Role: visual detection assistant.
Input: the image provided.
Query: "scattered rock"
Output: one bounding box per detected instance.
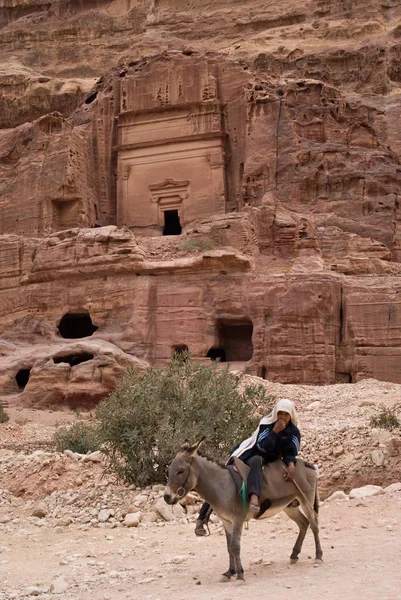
[371,449,385,467]
[154,497,185,521]
[305,401,321,411]
[123,513,141,527]
[0,514,11,524]
[98,509,112,523]
[384,482,401,493]
[326,490,348,502]
[49,575,70,594]
[31,502,48,518]
[332,446,344,458]
[349,485,385,499]
[82,451,103,463]
[386,438,401,457]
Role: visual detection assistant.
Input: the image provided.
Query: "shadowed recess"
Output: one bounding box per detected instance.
[15,368,30,389]
[163,210,182,235]
[53,353,94,366]
[58,312,98,339]
[207,319,253,362]
[206,347,227,362]
[173,344,189,358]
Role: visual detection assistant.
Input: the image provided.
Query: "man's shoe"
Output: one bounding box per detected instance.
[247,502,260,518]
[194,519,207,536]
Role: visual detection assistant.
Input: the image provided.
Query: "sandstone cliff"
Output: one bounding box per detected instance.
[1,0,401,406]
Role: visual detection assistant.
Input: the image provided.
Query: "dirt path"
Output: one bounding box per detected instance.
[1,377,400,599]
[1,489,400,600]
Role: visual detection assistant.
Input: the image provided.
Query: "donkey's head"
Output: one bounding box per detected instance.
[164,439,204,505]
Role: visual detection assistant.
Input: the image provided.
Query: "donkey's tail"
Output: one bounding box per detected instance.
[313,479,320,516]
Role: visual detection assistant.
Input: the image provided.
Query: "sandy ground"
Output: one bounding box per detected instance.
[1,489,401,600]
[1,378,401,599]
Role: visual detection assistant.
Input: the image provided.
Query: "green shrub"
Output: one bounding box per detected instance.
[96,356,273,486]
[0,403,9,423]
[54,421,102,454]
[370,403,400,430]
[179,237,214,253]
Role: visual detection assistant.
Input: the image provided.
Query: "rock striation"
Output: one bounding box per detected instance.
[1,1,401,405]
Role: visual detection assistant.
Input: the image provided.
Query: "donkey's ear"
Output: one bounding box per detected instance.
[180,439,190,451]
[184,436,205,456]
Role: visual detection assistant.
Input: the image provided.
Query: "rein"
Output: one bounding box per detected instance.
[175,456,194,500]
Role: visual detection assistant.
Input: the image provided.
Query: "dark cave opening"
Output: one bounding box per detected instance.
[16,368,31,390]
[58,312,98,339]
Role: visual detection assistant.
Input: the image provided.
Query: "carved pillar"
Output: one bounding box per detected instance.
[117,164,131,226]
[208,152,226,215]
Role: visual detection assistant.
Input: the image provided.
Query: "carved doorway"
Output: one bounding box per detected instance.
[163,209,182,236]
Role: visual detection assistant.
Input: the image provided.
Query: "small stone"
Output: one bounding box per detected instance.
[325,490,348,502]
[154,497,185,521]
[0,515,11,524]
[141,511,158,524]
[305,401,321,411]
[64,450,79,460]
[349,485,384,499]
[133,494,148,507]
[82,451,103,463]
[50,575,70,594]
[164,555,188,564]
[98,509,112,523]
[179,492,199,506]
[384,482,401,493]
[25,586,43,596]
[31,502,48,519]
[123,513,140,528]
[57,517,73,527]
[332,446,344,458]
[386,438,401,457]
[371,449,385,467]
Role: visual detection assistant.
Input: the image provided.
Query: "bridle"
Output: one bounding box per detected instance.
[174,456,194,500]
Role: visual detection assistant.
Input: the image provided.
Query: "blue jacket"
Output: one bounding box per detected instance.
[238,421,300,466]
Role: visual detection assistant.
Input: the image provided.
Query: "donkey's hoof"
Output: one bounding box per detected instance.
[234,577,246,585]
[314,558,323,566]
[219,575,232,583]
[290,558,299,565]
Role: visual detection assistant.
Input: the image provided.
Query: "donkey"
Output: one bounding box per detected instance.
[164,440,323,581]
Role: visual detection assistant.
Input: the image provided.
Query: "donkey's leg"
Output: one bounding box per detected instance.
[284,505,309,564]
[220,520,236,582]
[230,519,245,581]
[300,499,323,564]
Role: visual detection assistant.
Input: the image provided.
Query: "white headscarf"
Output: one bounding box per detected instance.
[263,398,298,426]
[230,398,298,459]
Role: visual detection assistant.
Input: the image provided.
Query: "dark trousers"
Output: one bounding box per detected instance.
[198,501,212,521]
[245,454,264,498]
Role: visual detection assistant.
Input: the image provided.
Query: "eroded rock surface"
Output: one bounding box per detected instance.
[1,1,401,403]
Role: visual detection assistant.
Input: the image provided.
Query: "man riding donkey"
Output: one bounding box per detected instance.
[195,398,300,536]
